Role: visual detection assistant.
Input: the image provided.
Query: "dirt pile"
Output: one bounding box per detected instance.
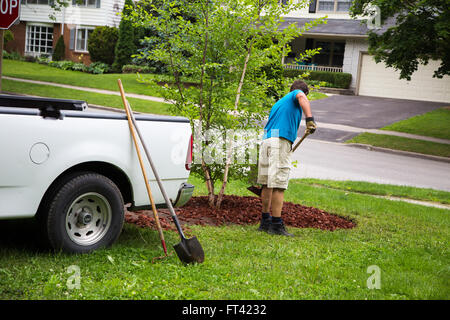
[125,195,356,232]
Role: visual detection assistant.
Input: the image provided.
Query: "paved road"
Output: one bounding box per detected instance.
[307,95,448,143]
[291,139,450,191]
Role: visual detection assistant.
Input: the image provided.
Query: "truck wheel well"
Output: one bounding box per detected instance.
[38,162,133,215]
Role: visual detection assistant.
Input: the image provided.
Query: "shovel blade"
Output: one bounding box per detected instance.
[173,236,205,264]
[247,185,262,197]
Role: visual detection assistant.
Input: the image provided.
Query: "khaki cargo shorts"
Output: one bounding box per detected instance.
[257,137,293,190]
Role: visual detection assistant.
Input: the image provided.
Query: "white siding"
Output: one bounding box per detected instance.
[358,54,450,103]
[19,0,124,27]
[285,0,358,20]
[343,38,368,88]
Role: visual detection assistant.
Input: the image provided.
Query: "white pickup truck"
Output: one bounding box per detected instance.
[0,94,194,253]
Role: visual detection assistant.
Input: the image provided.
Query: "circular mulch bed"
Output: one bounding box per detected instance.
[125,195,356,232]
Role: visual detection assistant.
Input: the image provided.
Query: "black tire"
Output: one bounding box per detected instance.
[43,172,124,253]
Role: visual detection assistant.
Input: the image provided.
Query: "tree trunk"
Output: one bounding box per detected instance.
[216,45,253,209]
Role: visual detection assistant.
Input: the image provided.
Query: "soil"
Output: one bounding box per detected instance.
[125,195,356,232]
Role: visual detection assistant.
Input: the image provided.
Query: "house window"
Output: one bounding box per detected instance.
[75,28,94,52]
[25,25,54,55]
[318,0,352,12]
[72,0,101,8]
[21,0,51,4]
[309,39,345,67]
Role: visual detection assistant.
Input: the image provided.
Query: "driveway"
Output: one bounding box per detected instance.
[303,95,448,142]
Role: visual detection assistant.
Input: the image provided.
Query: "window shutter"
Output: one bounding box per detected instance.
[96,0,101,8]
[69,28,75,50]
[72,0,76,5]
[309,0,317,13]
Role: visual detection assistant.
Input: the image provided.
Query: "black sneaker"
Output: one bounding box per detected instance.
[268,222,294,237]
[257,218,271,232]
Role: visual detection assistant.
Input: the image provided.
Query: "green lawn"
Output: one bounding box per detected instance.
[2,79,174,116]
[346,132,450,158]
[299,178,450,204]
[382,107,450,140]
[2,59,329,102]
[3,59,163,97]
[0,177,448,300]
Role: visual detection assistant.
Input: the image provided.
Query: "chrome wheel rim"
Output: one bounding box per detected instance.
[65,192,112,246]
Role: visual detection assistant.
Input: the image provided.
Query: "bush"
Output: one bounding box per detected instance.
[88,26,119,65]
[283,69,352,89]
[24,55,37,63]
[72,62,87,72]
[86,62,111,74]
[52,36,65,61]
[49,60,75,70]
[3,50,23,60]
[3,30,14,46]
[112,0,136,72]
[36,55,50,65]
[122,64,154,73]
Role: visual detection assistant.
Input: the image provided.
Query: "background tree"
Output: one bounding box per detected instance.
[52,35,66,61]
[351,0,450,80]
[88,26,119,65]
[113,0,137,72]
[130,0,324,208]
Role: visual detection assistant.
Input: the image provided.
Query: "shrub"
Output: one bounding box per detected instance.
[283,69,352,89]
[3,30,14,46]
[88,26,119,65]
[36,55,50,65]
[24,55,37,63]
[86,62,111,74]
[52,36,65,61]
[112,0,136,72]
[72,62,88,72]
[3,50,23,61]
[122,64,154,73]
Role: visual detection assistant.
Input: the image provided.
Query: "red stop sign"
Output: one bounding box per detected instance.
[0,0,20,29]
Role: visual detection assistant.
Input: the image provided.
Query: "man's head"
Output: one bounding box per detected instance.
[290,80,309,96]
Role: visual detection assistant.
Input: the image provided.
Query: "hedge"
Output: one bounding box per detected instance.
[283,69,352,89]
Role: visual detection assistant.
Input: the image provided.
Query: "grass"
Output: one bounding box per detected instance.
[0,177,449,300]
[346,132,450,158]
[3,59,163,97]
[2,79,174,116]
[298,178,450,204]
[2,59,329,102]
[382,107,450,140]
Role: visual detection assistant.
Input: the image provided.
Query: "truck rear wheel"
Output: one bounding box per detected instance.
[44,173,124,253]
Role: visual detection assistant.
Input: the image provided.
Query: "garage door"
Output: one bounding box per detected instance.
[358,54,450,103]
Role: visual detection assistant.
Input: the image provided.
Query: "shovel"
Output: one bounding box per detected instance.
[247,130,311,197]
[118,80,205,264]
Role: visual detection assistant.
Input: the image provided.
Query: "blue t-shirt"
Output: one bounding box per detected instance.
[263,90,303,143]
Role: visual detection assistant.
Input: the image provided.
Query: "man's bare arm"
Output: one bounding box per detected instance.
[296,91,316,134]
[296,91,312,117]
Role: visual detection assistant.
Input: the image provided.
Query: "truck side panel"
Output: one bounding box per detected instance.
[0,112,191,219]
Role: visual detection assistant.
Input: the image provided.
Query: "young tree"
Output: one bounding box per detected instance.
[52,35,66,61]
[113,0,137,72]
[130,0,324,208]
[351,0,450,80]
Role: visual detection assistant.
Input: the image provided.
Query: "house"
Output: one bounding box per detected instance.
[282,0,450,103]
[5,0,125,64]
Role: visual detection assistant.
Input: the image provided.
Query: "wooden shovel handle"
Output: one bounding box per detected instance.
[118,79,167,255]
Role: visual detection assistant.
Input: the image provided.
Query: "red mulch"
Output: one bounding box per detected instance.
[125,195,356,232]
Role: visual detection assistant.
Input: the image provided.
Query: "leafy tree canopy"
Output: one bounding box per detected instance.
[350,0,450,80]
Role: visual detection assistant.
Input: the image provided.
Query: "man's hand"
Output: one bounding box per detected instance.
[306,117,317,134]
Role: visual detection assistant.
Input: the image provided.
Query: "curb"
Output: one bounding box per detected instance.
[346,143,450,164]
